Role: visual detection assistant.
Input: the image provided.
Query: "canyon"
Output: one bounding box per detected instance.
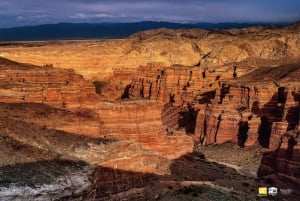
[0,21,300,200]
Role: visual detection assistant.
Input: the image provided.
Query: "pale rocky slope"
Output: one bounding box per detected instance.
[0,22,299,80]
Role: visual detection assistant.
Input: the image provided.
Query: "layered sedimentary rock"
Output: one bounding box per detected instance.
[0,102,100,138]
[125,61,300,149]
[0,111,165,200]
[258,130,300,185]
[0,56,196,161]
[197,64,300,148]
[97,100,194,159]
[230,65,300,148]
[97,100,193,158]
[0,57,100,110]
[1,22,300,200]
[127,64,232,106]
[0,105,167,174]
[1,23,300,81]
[0,57,102,138]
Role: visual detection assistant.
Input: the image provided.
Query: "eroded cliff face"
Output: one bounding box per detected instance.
[124,60,300,151]
[0,57,193,160]
[112,52,300,196]
[0,63,169,200]
[97,100,193,159]
[0,105,166,200]
[197,85,299,148]
[1,24,300,80]
[0,57,99,110]
[257,130,300,187]
[256,89,300,186]
[126,64,240,105]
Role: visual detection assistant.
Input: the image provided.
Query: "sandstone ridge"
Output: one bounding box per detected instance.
[0,57,193,159]
[1,23,300,80]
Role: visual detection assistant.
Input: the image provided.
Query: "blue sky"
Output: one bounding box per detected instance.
[0,0,299,28]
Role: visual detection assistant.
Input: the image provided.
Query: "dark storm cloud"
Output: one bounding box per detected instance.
[0,0,299,28]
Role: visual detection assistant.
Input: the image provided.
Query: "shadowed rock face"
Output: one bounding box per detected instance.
[257,130,300,194]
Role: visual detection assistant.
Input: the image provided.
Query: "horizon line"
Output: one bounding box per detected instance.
[0,20,298,29]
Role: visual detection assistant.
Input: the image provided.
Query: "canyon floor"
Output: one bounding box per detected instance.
[0,22,300,200]
[0,133,260,201]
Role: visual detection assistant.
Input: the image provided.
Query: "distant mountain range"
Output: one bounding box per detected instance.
[0,21,289,41]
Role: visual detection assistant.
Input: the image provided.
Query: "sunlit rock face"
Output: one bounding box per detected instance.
[117,58,300,150]
[1,24,300,81]
[97,100,194,159]
[0,57,100,110]
[0,57,194,160]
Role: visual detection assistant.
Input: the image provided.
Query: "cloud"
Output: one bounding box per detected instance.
[16,16,24,21]
[69,13,117,20]
[0,0,299,28]
[69,13,86,19]
[94,13,115,18]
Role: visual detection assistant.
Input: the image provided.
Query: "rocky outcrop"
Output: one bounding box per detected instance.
[0,160,96,201]
[124,62,300,149]
[257,130,300,185]
[197,79,300,148]
[127,64,231,106]
[0,111,164,200]
[0,57,195,161]
[0,58,102,138]
[0,105,168,174]
[0,102,100,138]
[97,100,194,159]
[0,57,100,110]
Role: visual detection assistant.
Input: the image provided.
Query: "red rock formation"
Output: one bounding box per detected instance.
[0,57,195,161]
[0,57,100,110]
[97,100,194,159]
[123,61,300,149]
[127,64,224,106]
[0,102,100,138]
[258,130,300,186]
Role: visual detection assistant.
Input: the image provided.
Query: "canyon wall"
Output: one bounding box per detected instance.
[0,57,100,110]
[196,85,299,148]
[97,100,194,159]
[0,57,194,159]
[0,108,165,200]
[125,62,300,150]
[258,129,300,186]
[0,57,101,138]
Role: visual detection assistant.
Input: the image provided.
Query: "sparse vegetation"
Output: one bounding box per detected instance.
[154,185,255,201]
[195,142,262,173]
